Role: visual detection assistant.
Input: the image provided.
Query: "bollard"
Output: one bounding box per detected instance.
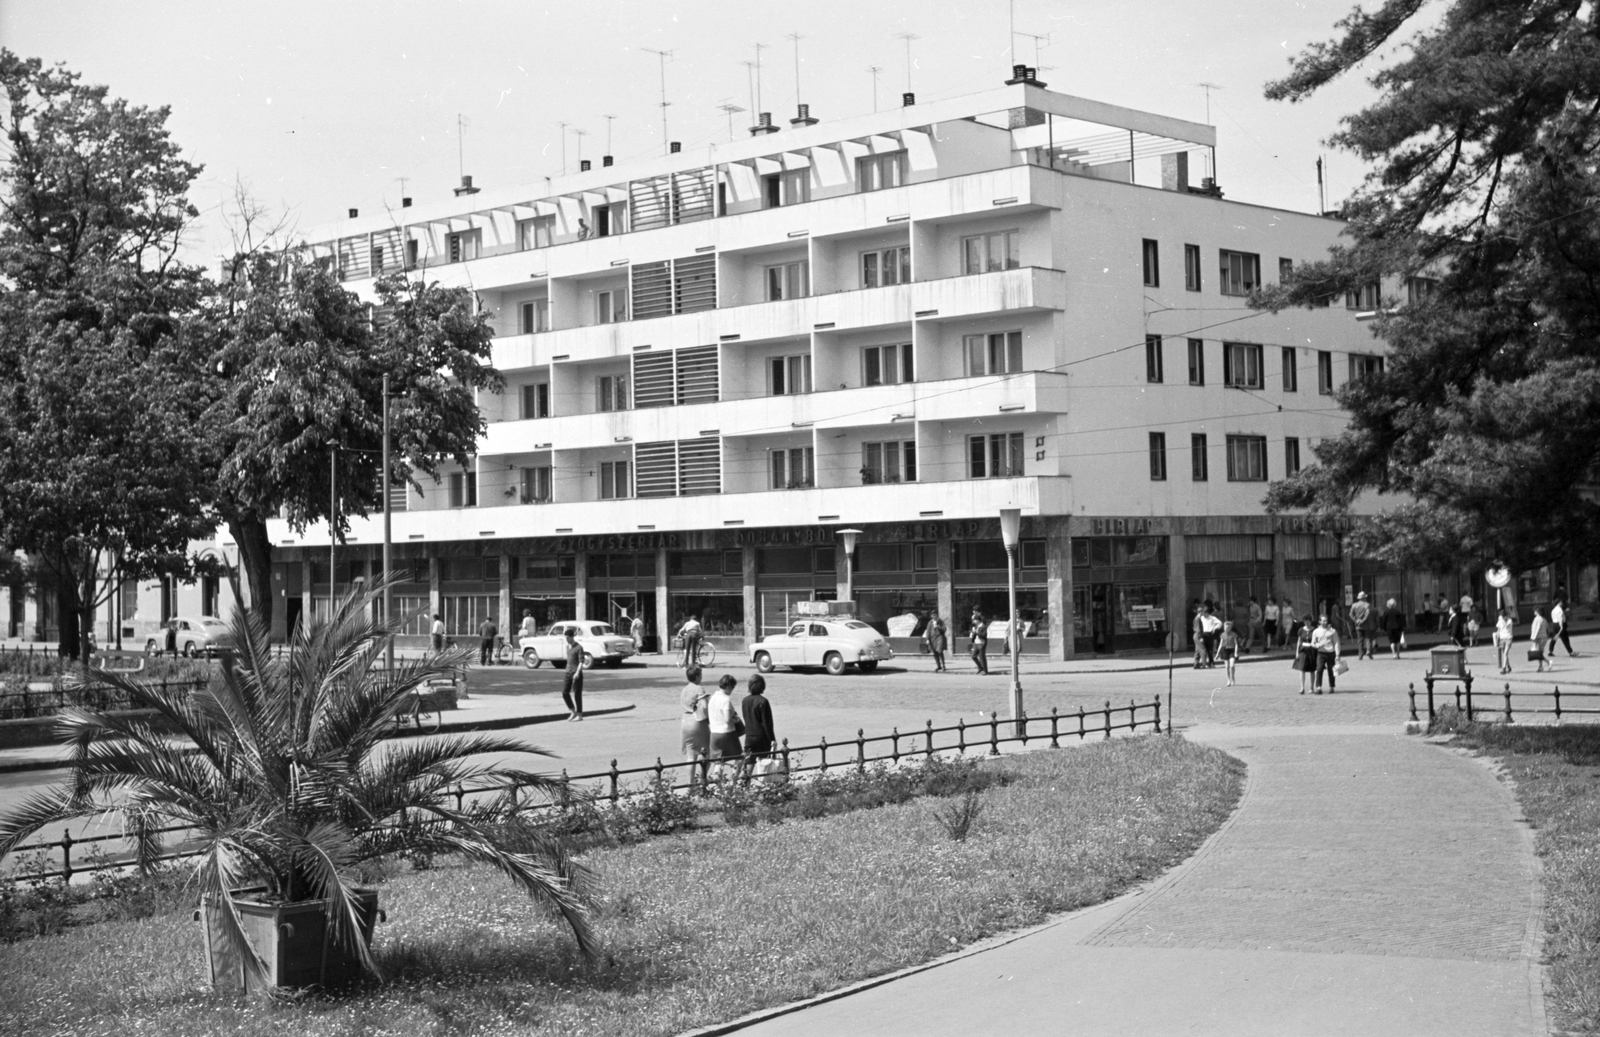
[1464,673,1474,721]
[1424,675,1435,720]
[1104,700,1112,740]
[1504,683,1513,724]
[1130,698,1137,735]
[989,711,1000,755]
[454,786,465,811]
[1408,683,1418,723]
[1453,681,1462,712]
[609,759,620,803]
[1050,706,1060,748]
[926,719,935,758]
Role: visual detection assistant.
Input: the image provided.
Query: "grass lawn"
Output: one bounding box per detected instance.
[1430,714,1600,1034]
[0,734,1241,1037]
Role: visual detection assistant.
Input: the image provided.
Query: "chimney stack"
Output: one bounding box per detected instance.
[750,111,779,136]
[902,92,916,107]
[791,103,818,127]
[670,141,682,154]
[453,175,479,196]
[1005,65,1047,87]
[580,159,591,172]
[402,197,412,208]
[348,208,358,219]
[602,155,614,167]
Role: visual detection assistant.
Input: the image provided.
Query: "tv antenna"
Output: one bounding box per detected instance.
[751,42,769,114]
[1018,30,1052,71]
[603,114,617,155]
[572,126,588,167]
[895,32,921,93]
[1196,81,1222,123]
[867,66,884,112]
[717,102,746,142]
[785,31,805,107]
[644,48,674,156]
[456,114,472,179]
[557,120,568,175]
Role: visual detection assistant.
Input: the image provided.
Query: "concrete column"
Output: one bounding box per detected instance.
[1341,537,1355,607]
[936,539,954,627]
[742,545,758,643]
[498,551,513,638]
[1272,530,1288,602]
[300,558,313,632]
[836,543,850,602]
[655,548,670,653]
[1046,524,1072,660]
[428,556,441,627]
[0,584,10,639]
[573,552,588,621]
[24,586,40,641]
[1166,533,1188,654]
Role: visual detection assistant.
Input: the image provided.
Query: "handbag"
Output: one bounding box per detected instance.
[1528,645,1544,661]
[1335,657,1350,676]
[1400,633,1407,648]
[751,756,789,786]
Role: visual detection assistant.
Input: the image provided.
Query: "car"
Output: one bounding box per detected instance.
[144,616,233,657]
[749,619,895,675]
[520,620,636,670]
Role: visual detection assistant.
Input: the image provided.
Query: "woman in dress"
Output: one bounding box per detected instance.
[679,666,711,792]
[1292,621,1317,695]
[707,673,744,783]
[1529,607,1552,673]
[1381,598,1407,659]
[924,614,948,672]
[1493,606,1516,674]
[1217,620,1242,686]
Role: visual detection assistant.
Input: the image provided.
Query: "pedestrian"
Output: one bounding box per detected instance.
[518,609,536,650]
[1552,597,1577,657]
[1217,620,1241,686]
[1349,591,1374,659]
[561,625,585,720]
[1311,613,1341,694]
[740,673,775,782]
[707,673,744,782]
[1199,605,1222,667]
[1263,597,1280,651]
[679,665,710,792]
[969,609,989,674]
[1191,603,1206,669]
[164,618,178,658]
[630,612,646,653]
[678,614,703,668]
[1529,607,1552,672]
[1449,604,1471,648]
[1381,598,1406,659]
[924,614,948,672]
[1494,606,1515,674]
[1292,621,1317,695]
[1421,593,1435,633]
[430,613,445,653]
[1280,598,1298,648]
[1468,603,1484,647]
[478,614,497,666]
[1247,596,1264,654]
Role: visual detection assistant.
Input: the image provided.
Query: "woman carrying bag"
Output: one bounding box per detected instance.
[1292,622,1318,695]
[1529,607,1552,673]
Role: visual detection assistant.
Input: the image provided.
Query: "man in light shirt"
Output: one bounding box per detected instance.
[1264,598,1280,651]
[1552,598,1577,657]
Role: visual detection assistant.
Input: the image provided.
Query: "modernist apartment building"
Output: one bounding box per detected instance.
[7,77,1543,654]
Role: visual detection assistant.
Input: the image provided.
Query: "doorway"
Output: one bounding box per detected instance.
[1091,583,1114,654]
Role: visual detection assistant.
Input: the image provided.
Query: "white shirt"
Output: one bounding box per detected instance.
[708,689,738,733]
[1552,602,1566,626]
[1264,603,1280,621]
[431,619,444,636]
[519,617,536,638]
[1495,615,1515,641]
[680,619,702,636]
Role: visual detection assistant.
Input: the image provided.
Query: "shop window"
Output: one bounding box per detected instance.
[1115,583,1169,636]
[1090,538,1113,566]
[914,543,938,570]
[953,541,1010,570]
[483,557,500,581]
[1113,537,1167,566]
[815,546,836,573]
[1071,539,1090,567]
[1021,540,1046,568]
[522,555,575,580]
[587,554,609,579]
[670,594,745,638]
[669,551,722,577]
[757,547,812,574]
[857,544,909,572]
[967,432,1024,478]
[723,551,744,575]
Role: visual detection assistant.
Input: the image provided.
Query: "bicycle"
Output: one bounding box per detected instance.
[492,635,517,665]
[672,635,717,668]
[395,685,443,734]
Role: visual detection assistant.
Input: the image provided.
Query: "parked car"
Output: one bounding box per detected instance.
[520,620,636,669]
[144,616,233,657]
[749,619,895,675]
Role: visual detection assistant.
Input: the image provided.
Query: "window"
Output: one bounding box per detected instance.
[370,246,385,274]
[862,343,913,386]
[1187,339,1205,386]
[1349,353,1385,381]
[1406,276,1438,305]
[1285,437,1301,477]
[447,230,480,264]
[968,432,1025,478]
[769,354,811,395]
[765,260,810,301]
[596,288,627,324]
[764,168,810,208]
[1317,350,1334,395]
[1145,334,1164,383]
[966,331,1024,377]
[1281,347,1298,392]
[1345,281,1381,310]
[964,230,1020,274]
[1218,250,1260,296]
[1223,342,1264,389]
[520,382,550,419]
[518,300,549,334]
[1226,435,1268,481]
[857,151,907,192]
[600,460,631,500]
[593,203,626,237]
[862,440,917,484]
[1184,243,1201,291]
[518,217,554,250]
[861,246,911,288]
[1191,433,1208,481]
[596,374,629,412]
[1279,257,1293,282]
[770,446,814,489]
[1149,432,1167,480]
[1142,239,1160,287]
[520,466,552,504]
[448,471,478,508]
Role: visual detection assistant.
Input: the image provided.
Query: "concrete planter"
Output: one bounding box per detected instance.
[199,886,381,992]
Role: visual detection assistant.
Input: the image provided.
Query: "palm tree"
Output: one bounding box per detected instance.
[0,577,594,985]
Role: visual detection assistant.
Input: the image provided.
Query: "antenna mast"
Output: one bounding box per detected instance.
[867,66,883,112]
[895,32,921,93]
[718,102,746,142]
[644,48,674,155]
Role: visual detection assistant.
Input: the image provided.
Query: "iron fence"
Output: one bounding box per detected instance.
[0,677,210,720]
[3,696,1163,883]
[1409,680,1600,724]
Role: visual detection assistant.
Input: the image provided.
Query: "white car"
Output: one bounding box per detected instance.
[749,619,895,676]
[144,616,232,657]
[520,620,636,670]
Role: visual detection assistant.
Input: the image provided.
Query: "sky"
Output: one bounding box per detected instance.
[0,0,1413,263]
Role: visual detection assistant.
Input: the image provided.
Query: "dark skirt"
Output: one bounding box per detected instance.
[710,731,743,759]
[1291,646,1318,672]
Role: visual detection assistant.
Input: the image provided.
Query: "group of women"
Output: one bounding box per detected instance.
[678,666,776,789]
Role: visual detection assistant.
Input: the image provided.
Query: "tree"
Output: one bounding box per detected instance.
[1256,0,1600,574]
[209,253,501,630]
[0,51,217,659]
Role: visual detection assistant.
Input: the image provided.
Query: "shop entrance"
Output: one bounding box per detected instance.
[587,591,657,650]
[1091,583,1114,654]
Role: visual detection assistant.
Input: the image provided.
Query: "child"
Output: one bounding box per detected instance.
[1493,606,1515,675]
[1217,620,1242,686]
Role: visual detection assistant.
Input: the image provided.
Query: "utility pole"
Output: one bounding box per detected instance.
[644,48,674,155]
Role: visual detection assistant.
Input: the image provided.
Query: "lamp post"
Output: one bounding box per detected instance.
[837,528,863,608]
[382,374,394,671]
[999,507,1024,735]
[328,442,338,622]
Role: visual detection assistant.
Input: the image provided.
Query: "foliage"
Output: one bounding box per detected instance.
[0,852,190,942]
[0,49,217,660]
[0,578,595,984]
[1256,1,1600,572]
[931,788,985,841]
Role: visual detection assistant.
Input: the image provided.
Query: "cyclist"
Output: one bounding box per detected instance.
[517,610,537,653]
[678,614,703,667]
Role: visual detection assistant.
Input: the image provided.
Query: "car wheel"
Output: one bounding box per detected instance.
[182,642,197,658]
[523,649,542,669]
[858,660,879,673]
[824,652,846,676]
[754,652,775,673]
[581,652,595,670]
[145,638,157,654]
[605,657,622,668]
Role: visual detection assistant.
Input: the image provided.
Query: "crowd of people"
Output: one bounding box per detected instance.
[678,666,779,790]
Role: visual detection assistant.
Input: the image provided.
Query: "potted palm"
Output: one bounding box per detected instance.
[0,578,594,991]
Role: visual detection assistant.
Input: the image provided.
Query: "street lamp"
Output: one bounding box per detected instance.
[999,507,1024,735]
[328,441,339,623]
[837,528,863,608]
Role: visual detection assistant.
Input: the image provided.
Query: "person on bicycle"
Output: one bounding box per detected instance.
[678,614,703,667]
[517,610,536,651]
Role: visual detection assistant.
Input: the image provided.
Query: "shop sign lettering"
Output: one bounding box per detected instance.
[1272,516,1353,534]
[1090,518,1151,536]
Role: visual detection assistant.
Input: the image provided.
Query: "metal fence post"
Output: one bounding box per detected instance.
[1504,683,1513,724]
[654,757,665,783]
[1408,683,1418,723]
[1554,685,1562,721]
[1425,675,1435,720]
[781,738,791,772]
[926,719,935,759]
[1129,698,1137,734]
[857,729,867,772]
[60,829,74,882]
[609,759,620,803]
[1464,673,1474,721]
[957,718,966,755]
[891,726,900,763]
[1153,694,1162,734]
[1078,705,1086,740]
[989,711,999,756]
[819,736,829,772]
[1050,706,1060,748]
[1104,700,1112,740]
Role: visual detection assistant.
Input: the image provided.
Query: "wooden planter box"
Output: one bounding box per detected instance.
[199,886,381,991]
